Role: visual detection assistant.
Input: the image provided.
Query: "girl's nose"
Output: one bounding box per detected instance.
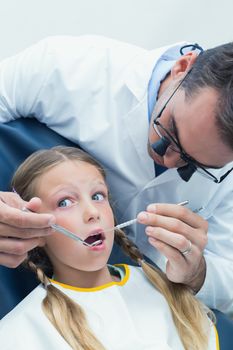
[83,202,100,223]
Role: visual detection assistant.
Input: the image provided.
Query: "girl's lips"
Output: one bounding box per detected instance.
[88,240,106,251]
[84,230,105,245]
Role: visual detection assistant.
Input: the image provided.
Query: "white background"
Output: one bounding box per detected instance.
[0,0,232,59]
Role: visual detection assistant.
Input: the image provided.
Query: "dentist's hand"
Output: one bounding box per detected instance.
[137,203,208,293]
[0,192,55,268]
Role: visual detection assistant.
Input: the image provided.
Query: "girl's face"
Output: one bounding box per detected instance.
[35,160,115,285]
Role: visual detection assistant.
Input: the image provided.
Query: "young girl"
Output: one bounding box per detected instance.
[0,146,218,350]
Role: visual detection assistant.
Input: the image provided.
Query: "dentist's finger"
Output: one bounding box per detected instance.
[145,203,208,230]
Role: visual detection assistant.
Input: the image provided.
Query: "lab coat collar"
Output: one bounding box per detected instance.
[124,42,187,101]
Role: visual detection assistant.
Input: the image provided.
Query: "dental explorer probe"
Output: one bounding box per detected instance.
[104,200,189,232]
[21,200,188,247]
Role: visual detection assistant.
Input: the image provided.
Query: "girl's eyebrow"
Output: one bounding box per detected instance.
[50,188,78,198]
[92,180,106,186]
[49,180,107,196]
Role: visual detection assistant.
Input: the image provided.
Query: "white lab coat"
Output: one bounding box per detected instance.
[0,265,218,349]
[0,35,232,313]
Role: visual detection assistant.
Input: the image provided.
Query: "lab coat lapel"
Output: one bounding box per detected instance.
[122,42,187,181]
[122,98,188,193]
[123,97,154,179]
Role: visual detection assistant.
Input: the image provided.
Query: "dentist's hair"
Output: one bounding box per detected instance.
[12,146,213,350]
[182,42,233,150]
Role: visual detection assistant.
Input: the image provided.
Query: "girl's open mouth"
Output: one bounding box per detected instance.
[84,232,105,246]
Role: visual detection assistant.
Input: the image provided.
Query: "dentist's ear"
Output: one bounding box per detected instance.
[171,52,198,79]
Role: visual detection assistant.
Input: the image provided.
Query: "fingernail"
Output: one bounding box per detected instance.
[147,204,156,212]
[137,212,149,223]
[145,227,153,235]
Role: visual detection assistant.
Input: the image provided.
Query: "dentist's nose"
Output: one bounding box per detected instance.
[83,201,100,223]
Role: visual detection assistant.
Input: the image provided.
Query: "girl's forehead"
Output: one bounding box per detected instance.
[35,160,106,194]
[40,159,101,177]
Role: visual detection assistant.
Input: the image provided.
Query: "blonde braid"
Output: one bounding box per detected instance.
[114,228,143,263]
[114,229,213,350]
[27,261,106,350]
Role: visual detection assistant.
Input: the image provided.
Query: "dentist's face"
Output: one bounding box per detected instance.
[34,160,115,284]
[148,84,233,170]
[148,53,233,171]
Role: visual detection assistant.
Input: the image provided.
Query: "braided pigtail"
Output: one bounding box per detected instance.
[26,258,106,350]
[114,228,213,350]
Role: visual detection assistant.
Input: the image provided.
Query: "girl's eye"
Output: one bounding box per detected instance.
[92,192,105,201]
[58,198,73,208]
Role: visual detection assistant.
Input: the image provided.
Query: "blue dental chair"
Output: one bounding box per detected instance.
[0,118,232,349]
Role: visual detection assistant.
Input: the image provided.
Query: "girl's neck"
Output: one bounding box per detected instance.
[53,265,118,288]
